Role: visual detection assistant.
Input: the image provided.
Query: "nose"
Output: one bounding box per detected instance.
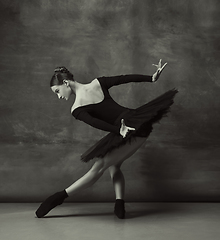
[57,94,62,99]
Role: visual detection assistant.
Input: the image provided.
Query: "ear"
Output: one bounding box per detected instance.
[63,79,69,86]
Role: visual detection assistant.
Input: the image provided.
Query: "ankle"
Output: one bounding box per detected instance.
[115,199,124,203]
[62,189,69,198]
[114,199,125,219]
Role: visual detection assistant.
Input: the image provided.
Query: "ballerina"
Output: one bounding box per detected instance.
[36,59,177,219]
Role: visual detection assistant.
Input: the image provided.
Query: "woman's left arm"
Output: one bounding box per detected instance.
[98,74,152,90]
[98,59,167,89]
[152,59,167,82]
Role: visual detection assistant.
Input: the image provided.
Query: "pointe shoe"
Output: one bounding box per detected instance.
[35,190,68,218]
[114,199,125,219]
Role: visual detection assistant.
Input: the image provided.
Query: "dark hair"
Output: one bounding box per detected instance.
[50,66,74,87]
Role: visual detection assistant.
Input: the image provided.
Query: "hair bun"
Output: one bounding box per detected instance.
[54,66,69,74]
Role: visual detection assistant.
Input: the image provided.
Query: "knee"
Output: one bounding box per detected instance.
[109,166,121,179]
[91,159,106,175]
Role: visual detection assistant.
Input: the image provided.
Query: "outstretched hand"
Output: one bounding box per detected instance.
[152,59,167,82]
[120,119,135,138]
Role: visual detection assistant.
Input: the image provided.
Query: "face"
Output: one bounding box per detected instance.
[51,81,72,101]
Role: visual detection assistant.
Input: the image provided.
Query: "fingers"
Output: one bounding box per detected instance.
[161,62,167,69]
[158,59,162,67]
[121,119,135,130]
[159,62,167,72]
[154,59,162,68]
[127,127,135,131]
[122,128,135,138]
[152,60,167,72]
[120,119,136,138]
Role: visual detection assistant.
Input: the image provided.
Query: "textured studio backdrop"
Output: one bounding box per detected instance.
[0,0,220,202]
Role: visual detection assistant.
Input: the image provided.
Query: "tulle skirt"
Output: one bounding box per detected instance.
[81,89,178,162]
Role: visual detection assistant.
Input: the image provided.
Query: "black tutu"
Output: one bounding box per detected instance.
[81,89,178,162]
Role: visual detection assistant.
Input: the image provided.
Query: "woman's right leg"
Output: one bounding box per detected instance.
[65,159,105,196]
[35,159,106,218]
[66,137,147,197]
[36,137,146,218]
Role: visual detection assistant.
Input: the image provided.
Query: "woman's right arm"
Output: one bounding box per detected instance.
[76,112,135,138]
[76,111,121,134]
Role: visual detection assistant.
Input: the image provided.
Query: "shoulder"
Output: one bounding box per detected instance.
[84,78,100,88]
[71,103,78,114]
[88,78,103,91]
[71,78,99,113]
[91,78,100,86]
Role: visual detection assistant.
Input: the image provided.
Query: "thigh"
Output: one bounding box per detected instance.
[102,137,147,170]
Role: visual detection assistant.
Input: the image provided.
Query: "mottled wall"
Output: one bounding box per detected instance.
[0,0,220,202]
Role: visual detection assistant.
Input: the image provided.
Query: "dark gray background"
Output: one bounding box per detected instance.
[0,0,220,202]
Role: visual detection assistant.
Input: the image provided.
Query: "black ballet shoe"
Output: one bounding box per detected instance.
[35,190,68,218]
[114,199,125,219]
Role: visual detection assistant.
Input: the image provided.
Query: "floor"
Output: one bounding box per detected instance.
[0,202,219,240]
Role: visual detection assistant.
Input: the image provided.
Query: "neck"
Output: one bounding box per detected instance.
[69,81,83,95]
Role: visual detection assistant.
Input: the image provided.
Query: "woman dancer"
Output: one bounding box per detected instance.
[36,59,178,219]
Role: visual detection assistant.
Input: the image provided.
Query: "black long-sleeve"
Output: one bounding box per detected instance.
[98,74,152,90]
[74,110,120,134]
[72,75,152,134]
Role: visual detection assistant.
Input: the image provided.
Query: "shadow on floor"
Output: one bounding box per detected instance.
[40,202,187,219]
[42,212,113,218]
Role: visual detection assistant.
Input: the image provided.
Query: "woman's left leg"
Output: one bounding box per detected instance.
[109,137,147,200]
[66,137,147,197]
[36,137,146,218]
[109,162,125,200]
[108,137,147,218]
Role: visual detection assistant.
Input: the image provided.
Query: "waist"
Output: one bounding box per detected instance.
[114,109,131,125]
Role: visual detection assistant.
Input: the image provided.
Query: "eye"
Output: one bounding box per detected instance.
[55,89,59,94]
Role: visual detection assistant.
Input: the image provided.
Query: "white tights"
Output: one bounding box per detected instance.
[65,137,147,199]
